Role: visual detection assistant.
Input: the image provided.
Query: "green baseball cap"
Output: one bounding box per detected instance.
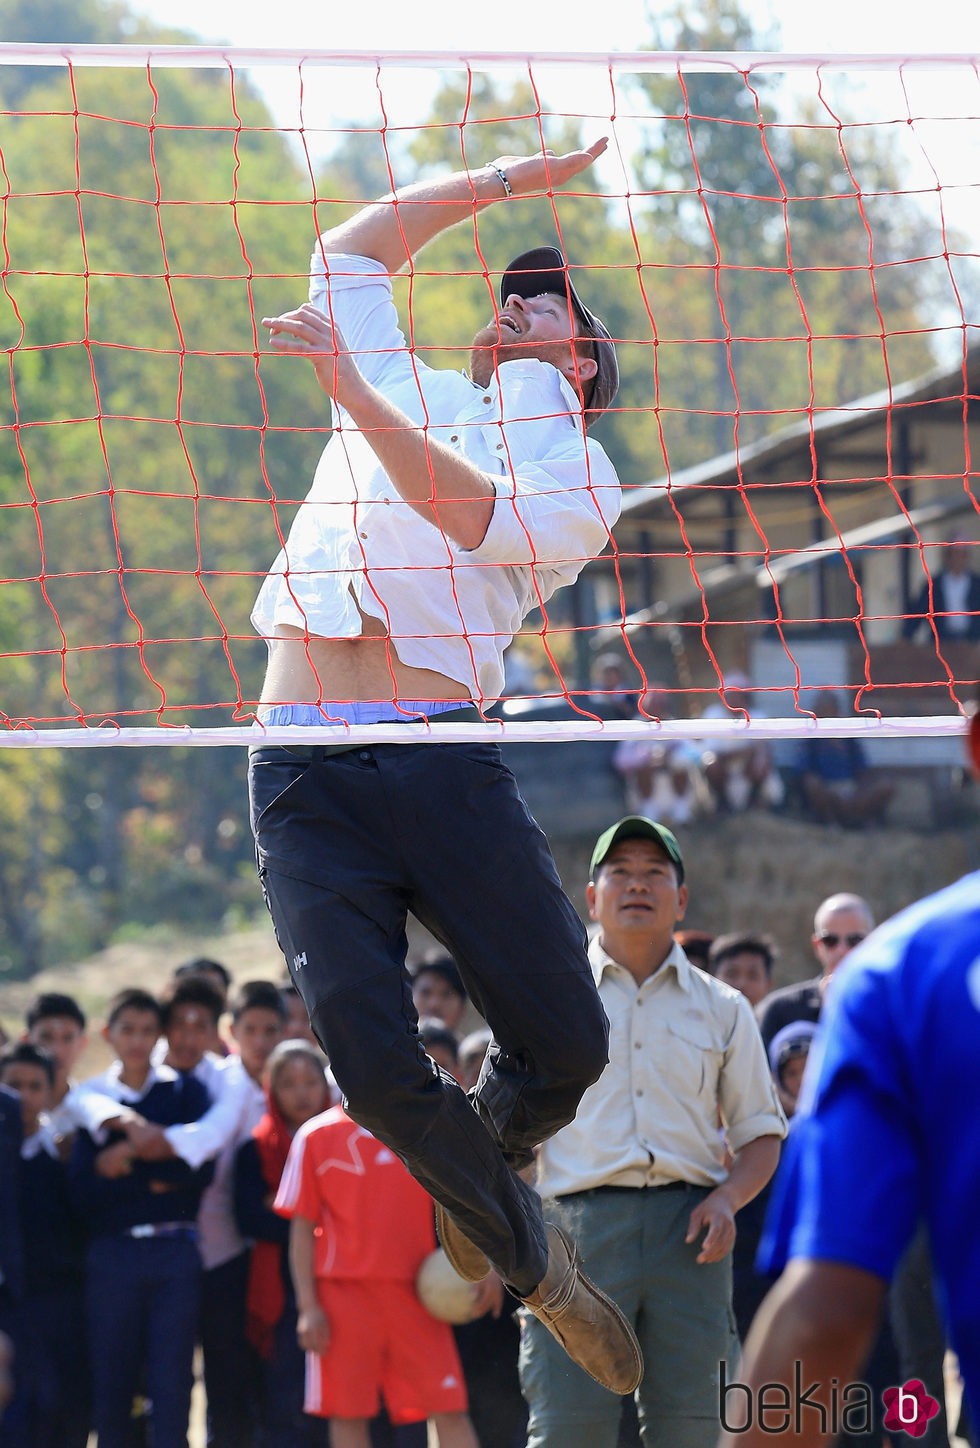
[589,816,685,884]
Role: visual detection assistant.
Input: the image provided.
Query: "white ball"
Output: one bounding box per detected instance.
[416,1248,480,1324]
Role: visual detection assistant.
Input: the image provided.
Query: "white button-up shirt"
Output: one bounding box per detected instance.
[251,252,622,703]
[536,936,786,1199]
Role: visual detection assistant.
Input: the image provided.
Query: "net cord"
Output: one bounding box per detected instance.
[0,717,968,749]
[1,44,979,71]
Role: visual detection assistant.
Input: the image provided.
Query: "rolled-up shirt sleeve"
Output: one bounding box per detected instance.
[464,447,621,569]
[719,996,788,1153]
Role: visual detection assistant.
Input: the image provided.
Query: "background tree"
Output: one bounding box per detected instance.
[627,0,961,477]
[0,0,973,976]
[0,0,320,967]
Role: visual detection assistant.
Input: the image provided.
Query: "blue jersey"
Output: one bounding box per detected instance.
[758,870,980,1418]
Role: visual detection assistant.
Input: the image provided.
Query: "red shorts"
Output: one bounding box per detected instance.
[304,1278,469,1424]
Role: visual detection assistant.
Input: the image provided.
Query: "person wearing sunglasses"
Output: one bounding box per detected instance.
[756,893,875,1056]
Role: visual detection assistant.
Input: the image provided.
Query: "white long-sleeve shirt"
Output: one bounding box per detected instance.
[65,1062,183,1140]
[70,1051,265,1269]
[251,252,622,704]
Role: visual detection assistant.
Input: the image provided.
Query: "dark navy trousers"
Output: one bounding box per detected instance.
[86,1233,201,1448]
[10,1286,90,1448]
[200,1250,257,1448]
[248,739,609,1296]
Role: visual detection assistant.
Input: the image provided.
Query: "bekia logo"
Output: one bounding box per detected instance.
[720,1365,940,1437]
[720,1363,873,1436]
[882,1380,940,1438]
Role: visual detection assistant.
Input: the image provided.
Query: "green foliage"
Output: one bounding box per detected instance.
[621,0,959,467]
[0,0,975,976]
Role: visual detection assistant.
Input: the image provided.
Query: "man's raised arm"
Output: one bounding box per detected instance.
[316,141,609,272]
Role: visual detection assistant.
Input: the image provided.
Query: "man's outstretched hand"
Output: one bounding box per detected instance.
[262,304,351,401]
[487,138,609,197]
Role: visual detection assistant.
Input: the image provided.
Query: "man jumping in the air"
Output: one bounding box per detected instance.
[248,139,641,1394]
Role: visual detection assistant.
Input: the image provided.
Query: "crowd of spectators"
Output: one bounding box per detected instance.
[0,882,973,1448]
[0,952,531,1448]
[607,675,900,830]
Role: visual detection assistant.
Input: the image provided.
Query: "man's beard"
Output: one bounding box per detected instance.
[469,325,513,385]
[468,326,563,386]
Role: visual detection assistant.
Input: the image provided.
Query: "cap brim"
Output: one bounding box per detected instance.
[501,247,618,426]
[589,815,684,882]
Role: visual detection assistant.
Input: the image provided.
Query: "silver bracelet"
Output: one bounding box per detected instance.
[486,162,513,197]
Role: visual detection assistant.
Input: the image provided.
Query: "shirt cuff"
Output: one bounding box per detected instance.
[726,1111,788,1154]
[163,1123,200,1168]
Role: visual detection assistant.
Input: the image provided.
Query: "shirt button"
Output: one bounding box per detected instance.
[359,531,368,539]
[636,1089,644,1097]
[634,1041,642,1049]
[482,395,492,404]
[450,435,459,443]
[496,443,504,451]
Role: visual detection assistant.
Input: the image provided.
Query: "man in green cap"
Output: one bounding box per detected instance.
[519,816,787,1448]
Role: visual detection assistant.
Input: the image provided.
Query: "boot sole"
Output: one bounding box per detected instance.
[434,1202,491,1283]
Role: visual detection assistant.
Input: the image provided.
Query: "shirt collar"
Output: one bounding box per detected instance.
[588,932,694,991]
[106,1058,177,1101]
[22,1121,61,1160]
[465,359,582,419]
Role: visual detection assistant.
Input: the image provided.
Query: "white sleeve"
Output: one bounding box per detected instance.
[464,443,621,572]
[720,996,789,1152]
[163,1065,246,1169]
[307,249,417,398]
[62,1083,127,1138]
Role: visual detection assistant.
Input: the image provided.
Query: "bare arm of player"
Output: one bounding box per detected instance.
[289,1213,331,1355]
[262,304,497,550]
[686,1134,782,1265]
[314,141,609,274]
[717,1260,886,1447]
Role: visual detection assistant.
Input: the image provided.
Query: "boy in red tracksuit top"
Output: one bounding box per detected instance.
[275,1103,477,1448]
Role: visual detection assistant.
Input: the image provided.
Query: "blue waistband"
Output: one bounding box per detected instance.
[260,700,469,728]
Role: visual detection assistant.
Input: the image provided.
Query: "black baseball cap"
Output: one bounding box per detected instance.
[589,816,685,883]
[500,246,619,428]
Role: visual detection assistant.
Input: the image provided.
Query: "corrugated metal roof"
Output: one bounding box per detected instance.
[619,341,980,519]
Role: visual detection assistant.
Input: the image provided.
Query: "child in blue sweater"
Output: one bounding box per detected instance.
[0,1041,89,1448]
[68,987,213,1448]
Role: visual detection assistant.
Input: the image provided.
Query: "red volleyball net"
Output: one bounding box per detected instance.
[1,44,978,750]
